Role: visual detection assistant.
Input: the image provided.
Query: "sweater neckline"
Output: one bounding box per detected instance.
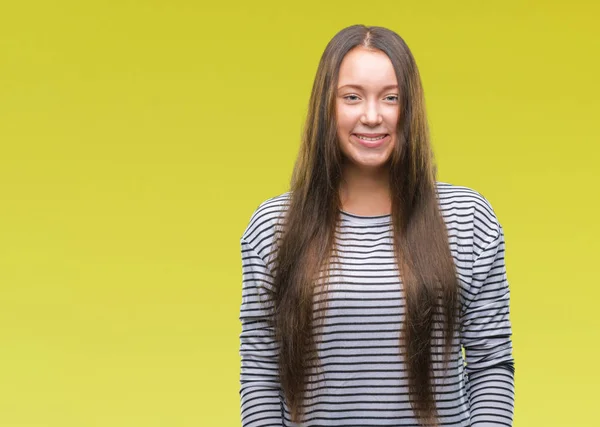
[339,209,392,225]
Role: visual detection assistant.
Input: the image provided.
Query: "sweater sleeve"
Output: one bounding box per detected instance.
[239,238,283,427]
[460,224,515,426]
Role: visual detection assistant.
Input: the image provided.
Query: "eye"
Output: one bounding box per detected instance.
[386,95,399,102]
[343,94,360,101]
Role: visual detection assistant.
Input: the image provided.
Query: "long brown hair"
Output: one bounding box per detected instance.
[270,25,459,426]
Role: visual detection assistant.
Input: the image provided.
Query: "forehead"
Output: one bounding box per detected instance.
[337,47,397,88]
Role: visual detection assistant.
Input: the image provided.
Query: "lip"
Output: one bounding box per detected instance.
[354,133,387,137]
[352,133,390,148]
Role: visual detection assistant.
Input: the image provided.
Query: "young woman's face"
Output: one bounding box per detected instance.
[335,47,400,172]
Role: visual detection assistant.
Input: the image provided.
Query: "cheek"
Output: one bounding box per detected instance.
[336,111,355,133]
[386,110,400,127]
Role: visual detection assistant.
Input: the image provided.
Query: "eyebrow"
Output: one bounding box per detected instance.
[337,84,399,91]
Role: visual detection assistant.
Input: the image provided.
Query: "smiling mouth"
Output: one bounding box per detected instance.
[352,134,390,148]
[353,134,388,141]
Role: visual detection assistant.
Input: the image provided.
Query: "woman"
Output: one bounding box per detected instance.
[239,24,515,427]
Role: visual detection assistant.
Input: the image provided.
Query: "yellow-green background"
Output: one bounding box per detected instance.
[1,1,598,426]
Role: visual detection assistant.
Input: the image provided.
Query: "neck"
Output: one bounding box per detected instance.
[339,164,391,216]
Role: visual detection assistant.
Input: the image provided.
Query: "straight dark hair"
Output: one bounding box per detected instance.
[268,25,459,427]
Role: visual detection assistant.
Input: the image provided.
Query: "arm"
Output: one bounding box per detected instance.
[239,238,283,427]
[460,224,516,426]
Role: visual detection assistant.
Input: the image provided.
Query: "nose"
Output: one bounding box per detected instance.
[360,99,383,126]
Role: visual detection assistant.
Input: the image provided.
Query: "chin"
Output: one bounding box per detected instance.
[349,158,390,170]
[347,150,392,167]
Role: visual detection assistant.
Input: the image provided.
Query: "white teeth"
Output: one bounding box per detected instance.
[356,135,385,141]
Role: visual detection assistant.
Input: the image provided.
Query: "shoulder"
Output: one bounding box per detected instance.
[240,191,291,259]
[435,181,502,255]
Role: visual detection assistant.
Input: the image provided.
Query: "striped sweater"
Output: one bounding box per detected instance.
[239,182,515,426]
